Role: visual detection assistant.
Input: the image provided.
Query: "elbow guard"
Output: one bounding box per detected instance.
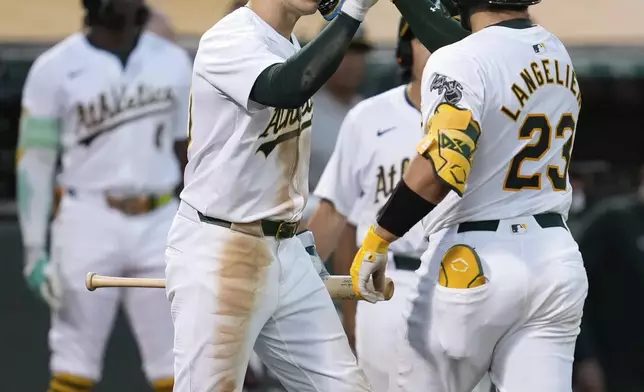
[416,103,480,196]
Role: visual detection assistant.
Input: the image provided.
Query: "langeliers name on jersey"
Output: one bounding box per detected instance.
[77,84,175,146]
[256,99,313,157]
[501,58,582,121]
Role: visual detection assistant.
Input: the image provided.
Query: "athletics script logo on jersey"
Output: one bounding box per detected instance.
[375,157,410,203]
[256,99,314,157]
[430,74,463,105]
[76,83,175,146]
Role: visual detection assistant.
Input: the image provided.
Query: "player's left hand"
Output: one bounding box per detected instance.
[297,231,330,280]
[24,247,62,310]
[350,225,390,303]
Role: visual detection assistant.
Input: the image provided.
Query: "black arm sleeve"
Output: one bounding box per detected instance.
[249,12,360,109]
[392,0,470,52]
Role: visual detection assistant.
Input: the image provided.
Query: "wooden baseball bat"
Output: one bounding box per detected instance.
[85,272,394,301]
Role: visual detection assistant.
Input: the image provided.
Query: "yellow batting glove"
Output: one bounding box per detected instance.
[350,225,390,303]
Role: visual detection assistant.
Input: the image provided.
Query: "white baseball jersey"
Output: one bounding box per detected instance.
[420,22,582,236]
[315,85,426,256]
[21,31,192,194]
[181,7,313,223]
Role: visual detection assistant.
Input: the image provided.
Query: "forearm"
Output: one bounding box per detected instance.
[374,155,446,242]
[403,154,449,204]
[16,114,60,249]
[250,12,360,109]
[307,200,348,261]
[391,0,469,52]
[17,148,57,248]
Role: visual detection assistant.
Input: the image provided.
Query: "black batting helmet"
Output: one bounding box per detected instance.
[82,0,149,30]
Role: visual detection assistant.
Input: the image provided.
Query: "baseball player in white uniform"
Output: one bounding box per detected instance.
[16,1,192,391]
[309,16,492,392]
[349,1,588,391]
[164,0,382,391]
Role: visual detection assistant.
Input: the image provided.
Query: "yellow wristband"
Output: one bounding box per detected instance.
[362,225,390,254]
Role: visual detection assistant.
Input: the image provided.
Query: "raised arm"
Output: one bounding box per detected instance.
[391,0,469,52]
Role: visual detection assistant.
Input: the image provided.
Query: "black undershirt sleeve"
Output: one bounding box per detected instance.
[392,0,470,52]
[249,12,360,109]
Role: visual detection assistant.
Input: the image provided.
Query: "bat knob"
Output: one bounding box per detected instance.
[86,272,97,291]
[384,279,395,300]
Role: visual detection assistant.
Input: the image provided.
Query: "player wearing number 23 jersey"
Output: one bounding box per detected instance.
[350,2,588,392]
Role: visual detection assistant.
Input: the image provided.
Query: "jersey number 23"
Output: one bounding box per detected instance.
[504,113,576,192]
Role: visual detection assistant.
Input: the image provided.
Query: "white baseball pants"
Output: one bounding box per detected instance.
[357,265,492,392]
[165,202,370,392]
[49,191,175,382]
[390,214,588,392]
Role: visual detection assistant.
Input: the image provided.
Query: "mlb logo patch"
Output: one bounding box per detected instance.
[533,43,547,54]
[511,223,527,234]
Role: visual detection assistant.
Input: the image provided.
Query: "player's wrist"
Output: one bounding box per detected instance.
[24,244,47,255]
[363,225,390,254]
[339,1,368,22]
[377,179,435,238]
[296,230,315,249]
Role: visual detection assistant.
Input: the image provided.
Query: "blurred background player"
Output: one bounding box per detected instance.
[308,25,372,193]
[308,17,492,392]
[16,0,192,390]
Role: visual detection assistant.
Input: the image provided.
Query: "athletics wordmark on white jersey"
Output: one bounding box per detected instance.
[420,23,582,236]
[315,85,426,256]
[181,7,313,223]
[22,31,193,194]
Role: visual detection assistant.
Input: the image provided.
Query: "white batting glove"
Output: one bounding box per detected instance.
[350,225,390,303]
[318,0,380,22]
[297,231,330,281]
[24,246,62,310]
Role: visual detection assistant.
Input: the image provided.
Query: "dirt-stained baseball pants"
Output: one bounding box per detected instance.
[165,201,371,392]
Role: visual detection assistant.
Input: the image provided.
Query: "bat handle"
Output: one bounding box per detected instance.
[86,272,97,291]
[384,278,395,300]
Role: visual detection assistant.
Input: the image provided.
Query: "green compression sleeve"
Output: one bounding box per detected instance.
[16,115,60,249]
[250,12,360,109]
[392,0,469,52]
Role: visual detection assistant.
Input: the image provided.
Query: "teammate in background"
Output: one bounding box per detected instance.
[164,0,380,390]
[308,25,371,191]
[350,1,587,391]
[308,17,491,392]
[16,0,192,391]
